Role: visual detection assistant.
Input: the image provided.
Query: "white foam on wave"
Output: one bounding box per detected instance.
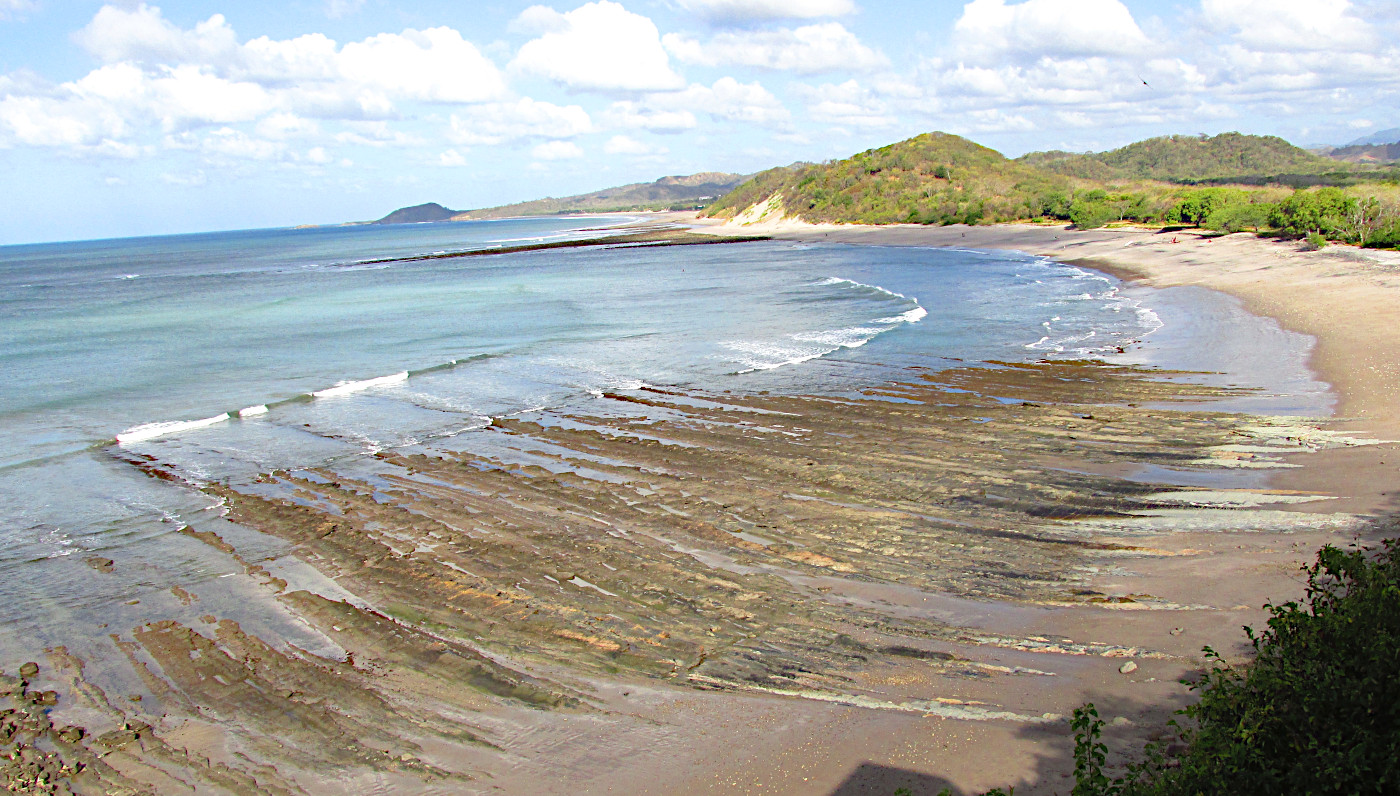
[875,306,928,324]
[312,371,409,399]
[725,275,931,374]
[239,404,269,417]
[117,413,232,445]
[815,276,916,302]
[722,340,830,373]
[792,327,885,348]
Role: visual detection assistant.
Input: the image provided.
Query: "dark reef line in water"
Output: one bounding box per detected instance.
[353,227,771,266]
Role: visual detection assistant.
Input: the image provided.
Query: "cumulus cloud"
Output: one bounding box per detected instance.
[339,27,506,104]
[0,93,129,149]
[333,121,424,147]
[600,101,697,132]
[448,98,593,145]
[256,112,321,140]
[531,140,584,159]
[603,134,667,155]
[511,2,685,91]
[674,0,856,22]
[952,0,1152,63]
[647,77,791,126]
[0,3,526,163]
[1201,0,1376,53]
[71,4,506,111]
[74,4,240,66]
[439,148,468,166]
[663,23,887,73]
[797,79,895,128]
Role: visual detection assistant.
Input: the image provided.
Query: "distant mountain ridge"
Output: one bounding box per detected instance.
[451,172,750,220]
[1348,127,1400,146]
[1322,142,1400,165]
[373,172,750,225]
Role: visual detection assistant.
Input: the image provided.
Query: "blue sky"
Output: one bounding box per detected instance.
[1,0,1396,243]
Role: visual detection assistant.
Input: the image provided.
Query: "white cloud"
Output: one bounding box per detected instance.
[339,27,507,103]
[648,77,790,126]
[256,112,320,139]
[147,65,277,128]
[189,127,286,160]
[511,2,685,91]
[603,134,667,155]
[600,101,698,132]
[439,148,468,166]
[448,98,593,145]
[675,0,855,21]
[952,0,1152,63]
[531,140,584,159]
[0,93,128,148]
[663,23,887,73]
[798,80,895,128]
[239,34,342,84]
[0,3,523,163]
[333,121,424,147]
[161,169,207,186]
[73,5,507,112]
[74,4,240,67]
[956,108,1037,133]
[1202,0,1376,53]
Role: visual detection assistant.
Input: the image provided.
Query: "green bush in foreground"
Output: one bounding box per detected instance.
[1069,540,1400,796]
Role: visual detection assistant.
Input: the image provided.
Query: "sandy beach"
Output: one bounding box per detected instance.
[7,218,1398,795]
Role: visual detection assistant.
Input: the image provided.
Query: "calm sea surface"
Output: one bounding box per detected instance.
[0,217,1329,632]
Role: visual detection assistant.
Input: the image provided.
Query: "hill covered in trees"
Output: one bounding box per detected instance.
[705,131,1400,248]
[1017,133,1339,183]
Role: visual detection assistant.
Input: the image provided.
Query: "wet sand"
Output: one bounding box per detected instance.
[7,219,1399,794]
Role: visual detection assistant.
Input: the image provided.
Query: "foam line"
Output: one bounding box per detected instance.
[117,413,231,445]
[312,371,409,398]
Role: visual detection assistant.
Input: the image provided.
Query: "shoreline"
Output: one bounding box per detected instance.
[696,216,1400,433]
[9,216,1400,795]
[697,216,1400,516]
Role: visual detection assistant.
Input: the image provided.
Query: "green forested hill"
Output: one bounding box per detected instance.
[706,132,1069,225]
[1017,133,1337,182]
[704,130,1399,247]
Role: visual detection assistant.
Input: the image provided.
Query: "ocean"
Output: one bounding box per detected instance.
[0,216,1329,651]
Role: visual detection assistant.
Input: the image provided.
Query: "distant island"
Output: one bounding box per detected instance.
[373,172,750,225]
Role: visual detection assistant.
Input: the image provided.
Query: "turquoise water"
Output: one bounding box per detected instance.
[0,217,1326,627]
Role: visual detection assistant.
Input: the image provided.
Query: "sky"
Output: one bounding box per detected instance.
[0,0,1397,243]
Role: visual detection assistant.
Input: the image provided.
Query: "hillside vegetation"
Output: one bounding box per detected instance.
[1018,133,1338,183]
[705,131,1400,248]
[453,172,749,220]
